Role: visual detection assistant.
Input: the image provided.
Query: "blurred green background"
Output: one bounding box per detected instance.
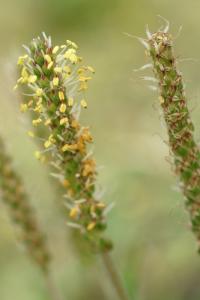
[1,0,200,299]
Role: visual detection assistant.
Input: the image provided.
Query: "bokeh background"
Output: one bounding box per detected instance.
[1,0,200,299]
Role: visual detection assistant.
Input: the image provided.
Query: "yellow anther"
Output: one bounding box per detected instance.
[36,88,43,96]
[47,61,54,69]
[53,77,59,86]
[69,206,79,218]
[52,45,59,54]
[28,75,37,83]
[87,66,95,73]
[54,67,62,73]
[59,103,67,113]
[62,179,70,187]
[64,49,78,63]
[44,54,52,63]
[20,103,28,112]
[27,131,34,138]
[62,144,78,152]
[32,118,42,126]
[34,151,41,160]
[44,140,51,148]
[28,100,34,107]
[159,96,165,104]
[63,66,71,74]
[87,222,96,231]
[66,40,78,49]
[44,119,51,126]
[68,97,74,107]
[17,54,28,65]
[58,91,65,101]
[71,119,80,129]
[60,117,68,126]
[80,99,87,108]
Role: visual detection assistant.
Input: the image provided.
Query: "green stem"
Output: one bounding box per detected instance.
[101,252,129,300]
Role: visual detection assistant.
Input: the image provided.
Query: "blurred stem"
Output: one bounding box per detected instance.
[101,252,129,300]
[45,272,64,300]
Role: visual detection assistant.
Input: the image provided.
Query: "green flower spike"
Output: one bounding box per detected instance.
[16,33,112,252]
[0,136,50,272]
[143,23,200,251]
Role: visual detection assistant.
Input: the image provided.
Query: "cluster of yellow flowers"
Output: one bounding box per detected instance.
[16,33,112,251]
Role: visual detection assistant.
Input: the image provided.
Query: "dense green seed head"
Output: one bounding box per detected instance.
[0,137,50,272]
[144,27,200,250]
[16,33,112,252]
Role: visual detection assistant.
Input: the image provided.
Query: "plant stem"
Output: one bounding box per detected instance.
[101,252,129,300]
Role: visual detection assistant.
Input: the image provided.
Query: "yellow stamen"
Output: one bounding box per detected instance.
[69,206,79,218]
[47,61,54,69]
[53,77,59,86]
[60,117,68,126]
[20,103,28,112]
[52,45,59,54]
[80,99,87,108]
[44,54,52,63]
[58,91,65,101]
[36,88,43,96]
[27,131,34,138]
[68,97,74,107]
[32,118,42,126]
[54,67,62,73]
[87,222,96,231]
[59,103,67,113]
[28,75,37,83]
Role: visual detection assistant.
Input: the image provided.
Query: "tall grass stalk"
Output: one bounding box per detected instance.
[142,23,200,251]
[0,136,62,300]
[15,33,129,300]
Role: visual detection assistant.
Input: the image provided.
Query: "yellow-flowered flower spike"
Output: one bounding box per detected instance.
[16,33,112,253]
[59,103,67,113]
